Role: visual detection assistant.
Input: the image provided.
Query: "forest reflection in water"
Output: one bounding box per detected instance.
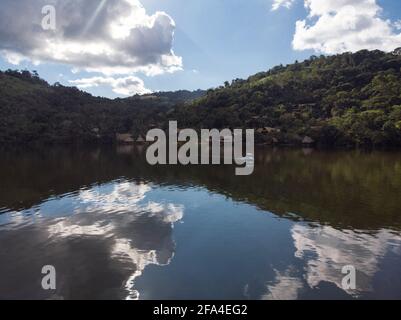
[0,146,400,299]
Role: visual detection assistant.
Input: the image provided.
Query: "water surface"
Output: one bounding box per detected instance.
[0,146,400,300]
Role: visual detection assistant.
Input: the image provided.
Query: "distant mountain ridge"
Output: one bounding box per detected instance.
[128,90,206,108]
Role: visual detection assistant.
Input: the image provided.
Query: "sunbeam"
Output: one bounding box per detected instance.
[82,0,109,36]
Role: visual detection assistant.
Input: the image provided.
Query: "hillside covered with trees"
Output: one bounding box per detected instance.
[172,49,401,147]
[0,70,204,145]
[1,49,401,147]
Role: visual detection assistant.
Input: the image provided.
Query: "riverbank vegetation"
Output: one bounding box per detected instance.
[1,49,401,147]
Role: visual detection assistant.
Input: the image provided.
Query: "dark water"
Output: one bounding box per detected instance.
[0,146,401,300]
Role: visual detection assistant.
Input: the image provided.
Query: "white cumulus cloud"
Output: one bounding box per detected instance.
[0,0,182,76]
[70,76,151,95]
[272,0,401,54]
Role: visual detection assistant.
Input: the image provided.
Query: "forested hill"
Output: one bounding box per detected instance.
[172,49,401,147]
[0,70,204,145]
[1,49,401,147]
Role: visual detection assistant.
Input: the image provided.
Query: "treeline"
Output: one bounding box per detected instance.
[171,49,401,147]
[0,69,204,145]
[1,49,401,147]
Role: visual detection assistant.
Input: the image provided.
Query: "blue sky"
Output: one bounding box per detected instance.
[1,0,401,98]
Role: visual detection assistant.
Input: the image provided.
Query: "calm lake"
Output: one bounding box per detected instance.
[0,146,401,300]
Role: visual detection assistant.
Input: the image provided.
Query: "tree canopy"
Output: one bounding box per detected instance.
[1,49,401,147]
[171,49,401,147]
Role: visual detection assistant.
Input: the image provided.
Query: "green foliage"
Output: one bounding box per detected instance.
[0,70,204,146]
[171,49,401,147]
[1,49,401,147]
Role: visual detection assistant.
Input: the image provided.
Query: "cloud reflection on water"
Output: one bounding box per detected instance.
[0,180,184,300]
[263,224,401,300]
[48,181,184,300]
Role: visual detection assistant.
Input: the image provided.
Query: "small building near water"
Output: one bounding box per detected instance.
[302,136,315,145]
[256,127,281,135]
[116,133,135,144]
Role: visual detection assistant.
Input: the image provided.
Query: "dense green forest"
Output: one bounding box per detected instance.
[172,49,401,147]
[1,48,401,147]
[0,69,204,145]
